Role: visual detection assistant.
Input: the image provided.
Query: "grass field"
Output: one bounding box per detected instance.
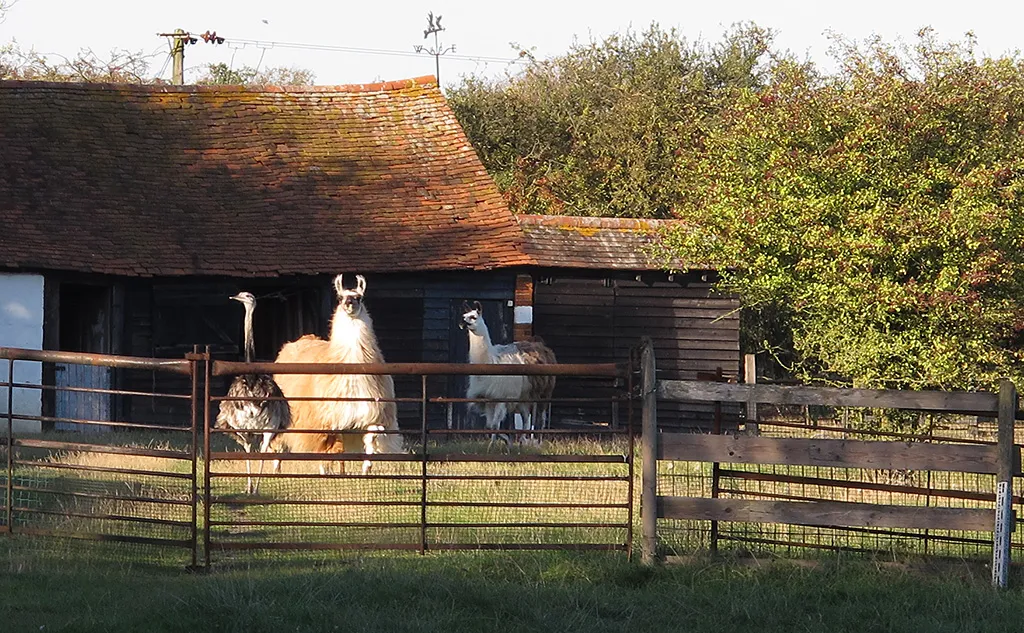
[5,541,1024,632]
[4,428,1021,562]
[6,430,1024,631]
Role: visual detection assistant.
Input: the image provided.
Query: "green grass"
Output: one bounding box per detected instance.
[7,431,1024,631]
[6,430,1023,561]
[4,541,1024,632]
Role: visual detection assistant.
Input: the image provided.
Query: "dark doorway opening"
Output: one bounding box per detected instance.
[56,283,113,430]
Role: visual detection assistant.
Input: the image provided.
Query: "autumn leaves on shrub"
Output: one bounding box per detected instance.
[451,26,1024,390]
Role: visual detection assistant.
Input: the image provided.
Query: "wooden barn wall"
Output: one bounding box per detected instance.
[45,270,745,433]
[366,271,516,429]
[106,277,332,428]
[533,274,741,432]
[102,272,515,429]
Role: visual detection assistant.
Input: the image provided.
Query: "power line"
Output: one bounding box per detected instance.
[218,36,526,66]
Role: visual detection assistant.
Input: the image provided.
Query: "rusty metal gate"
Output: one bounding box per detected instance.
[2,347,201,567]
[203,356,635,564]
[2,346,637,568]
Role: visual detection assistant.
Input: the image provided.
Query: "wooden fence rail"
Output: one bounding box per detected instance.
[639,338,1020,588]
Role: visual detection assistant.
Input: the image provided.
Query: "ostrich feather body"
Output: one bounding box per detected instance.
[216,373,290,437]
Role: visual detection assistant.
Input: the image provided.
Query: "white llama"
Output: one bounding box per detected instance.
[460,301,557,446]
[270,274,401,474]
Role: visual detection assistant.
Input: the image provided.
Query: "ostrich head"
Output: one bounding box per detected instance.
[460,300,486,335]
[334,274,368,318]
[230,291,256,309]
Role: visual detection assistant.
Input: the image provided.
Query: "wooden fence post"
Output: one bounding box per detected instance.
[744,353,758,435]
[640,337,658,565]
[993,379,1016,589]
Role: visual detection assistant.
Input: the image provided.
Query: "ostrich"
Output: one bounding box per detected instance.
[460,301,558,447]
[214,292,291,494]
[270,274,401,475]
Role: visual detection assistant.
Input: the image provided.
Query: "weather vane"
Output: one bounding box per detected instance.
[414,11,455,86]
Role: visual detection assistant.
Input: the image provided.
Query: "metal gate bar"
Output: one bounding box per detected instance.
[1,347,200,562]
[204,358,634,561]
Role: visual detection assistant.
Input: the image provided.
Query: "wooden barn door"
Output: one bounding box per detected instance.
[55,283,113,432]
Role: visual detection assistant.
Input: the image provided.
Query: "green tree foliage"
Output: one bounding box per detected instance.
[454,25,1024,390]
[661,30,1024,390]
[196,62,315,86]
[448,24,775,218]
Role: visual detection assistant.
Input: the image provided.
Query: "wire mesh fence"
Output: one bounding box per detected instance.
[203,358,635,564]
[655,405,1023,563]
[2,347,200,567]
[8,343,1023,575]
[3,347,637,568]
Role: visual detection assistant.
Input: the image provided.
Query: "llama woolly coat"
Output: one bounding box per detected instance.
[271,289,401,457]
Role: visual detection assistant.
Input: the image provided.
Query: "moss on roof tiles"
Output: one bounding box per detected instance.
[0,77,533,276]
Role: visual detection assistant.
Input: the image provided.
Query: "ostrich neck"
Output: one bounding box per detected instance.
[242,304,255,363]
[467,322,494,363]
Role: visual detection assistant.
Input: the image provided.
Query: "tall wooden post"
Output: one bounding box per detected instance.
[6,358,14,535]
[992,379,1016,588]
[744,353,758,435]
[640,337,658,564]
[170,29,186,85]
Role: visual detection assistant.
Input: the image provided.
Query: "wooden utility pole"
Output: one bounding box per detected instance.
[156,29,192,85]
[158,29,222,85]
[171,29,185,84]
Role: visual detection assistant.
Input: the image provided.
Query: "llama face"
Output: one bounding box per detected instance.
[334,274,367,318]
[339,291,363,317]
[460,300,485,334]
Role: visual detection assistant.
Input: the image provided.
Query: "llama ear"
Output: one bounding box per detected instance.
[461,300,471,313]
[355,275,367,296]
[474,301,483,313]
[333,274,346,297]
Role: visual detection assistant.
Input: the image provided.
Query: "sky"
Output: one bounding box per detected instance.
[2,0,1023,86]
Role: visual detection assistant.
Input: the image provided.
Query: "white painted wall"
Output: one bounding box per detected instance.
[0,273,44,434]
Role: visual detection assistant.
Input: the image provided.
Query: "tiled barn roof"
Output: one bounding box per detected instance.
[517,214,693,270]
[0,77,531,276]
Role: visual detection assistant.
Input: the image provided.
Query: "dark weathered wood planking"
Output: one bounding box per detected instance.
[657,496,1002,532]
[658,380,999,415]
[534,277,741,430]
[658,433,1010,474]
[365,296,425,427]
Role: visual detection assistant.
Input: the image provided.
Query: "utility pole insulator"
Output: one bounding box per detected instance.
[158,29,225,85]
